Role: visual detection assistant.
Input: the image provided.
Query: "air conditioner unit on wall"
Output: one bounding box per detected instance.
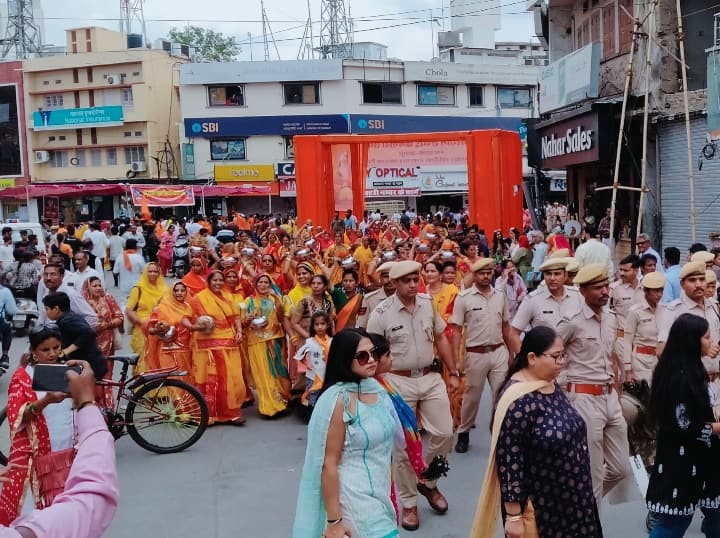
[34,150,49,163]
[106,73,122,85]
[131,161,146,172]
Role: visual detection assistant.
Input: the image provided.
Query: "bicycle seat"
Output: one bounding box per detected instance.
[108,353,139,365]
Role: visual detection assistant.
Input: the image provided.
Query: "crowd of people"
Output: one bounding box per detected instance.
[0,207,718,536]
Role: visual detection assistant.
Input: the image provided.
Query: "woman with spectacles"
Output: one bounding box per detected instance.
[470,325,601,538]
[293,328,400,538]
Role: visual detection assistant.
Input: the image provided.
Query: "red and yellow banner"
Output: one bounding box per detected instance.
[130,186,196,207]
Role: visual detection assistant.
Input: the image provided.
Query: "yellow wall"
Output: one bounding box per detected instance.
[24,38,186,183]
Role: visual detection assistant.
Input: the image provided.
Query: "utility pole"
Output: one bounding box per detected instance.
[260,0,280,61]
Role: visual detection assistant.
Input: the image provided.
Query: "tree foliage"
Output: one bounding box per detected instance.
[167,26,239,62]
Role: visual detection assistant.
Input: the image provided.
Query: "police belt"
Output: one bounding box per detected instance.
[466,343,503,354]
[390,366,433,378]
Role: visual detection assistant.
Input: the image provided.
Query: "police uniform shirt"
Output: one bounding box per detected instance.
[609,280,644,330]
[511,285,583,332]
[450,286,508,347]
[356,288,390,329]
[622,297,662,369]
[556,303,616,384]
[657,292,720,374]
[366,293,445,371]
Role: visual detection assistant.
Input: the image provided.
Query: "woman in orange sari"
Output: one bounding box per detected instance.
[182,257,209,296]
[331,268,363,331]
[189,271,247,425]
[146,281,196,386]
[82,276,124,407]
[423,260,464,426]
[242,273,291,418]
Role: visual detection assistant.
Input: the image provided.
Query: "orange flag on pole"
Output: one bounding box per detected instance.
[141,193,151,222]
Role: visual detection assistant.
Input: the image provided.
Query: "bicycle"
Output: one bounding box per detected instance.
[0,353,209,465]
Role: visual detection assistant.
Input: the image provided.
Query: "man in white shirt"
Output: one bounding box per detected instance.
[0,227,14,270]
[121,224,145,250]
[71,251,101,288]
[37,263,97,327]
[185,218,201,236]
[574,224,614,278]
[527,231,548,285]
[83,223,109,267]
[113,239,145,295]
[635,233,664,273]
[108,227,124,287]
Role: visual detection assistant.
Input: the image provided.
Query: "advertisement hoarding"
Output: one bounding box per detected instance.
[32,105,124,131]
[539,43,600,114]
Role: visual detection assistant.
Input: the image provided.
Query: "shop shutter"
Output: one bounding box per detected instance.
[658,118,720,252]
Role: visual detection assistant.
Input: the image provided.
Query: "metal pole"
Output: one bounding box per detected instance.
[608,10,643,247]
[676,0,697,242]
[635,1,657,242]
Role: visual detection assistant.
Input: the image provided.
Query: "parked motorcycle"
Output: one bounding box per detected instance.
[172,235,190,278]
[11,295,38,336]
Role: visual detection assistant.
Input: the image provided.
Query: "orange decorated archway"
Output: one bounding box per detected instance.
[294,129,523,234]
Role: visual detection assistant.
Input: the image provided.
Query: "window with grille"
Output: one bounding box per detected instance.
[43,94,64,109]
[124,146,145,164]
[49,151,68,168]
[106,148,117,165]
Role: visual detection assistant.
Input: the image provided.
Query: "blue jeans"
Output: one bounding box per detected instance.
[649,508,720,537]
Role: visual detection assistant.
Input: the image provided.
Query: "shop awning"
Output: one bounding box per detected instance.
[0,182,280,200]
[0,184,127,199]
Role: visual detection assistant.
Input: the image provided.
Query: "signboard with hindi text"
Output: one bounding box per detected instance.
[33,106,124,131]
[129,186,195,207]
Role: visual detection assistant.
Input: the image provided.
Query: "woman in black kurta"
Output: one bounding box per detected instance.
[493,326,602,538]
[646,313,720,536]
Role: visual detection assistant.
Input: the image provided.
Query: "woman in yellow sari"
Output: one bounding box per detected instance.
[146,281,197,385]
[125,262,168,372]
[242,273,291,418]
[223,268,254,407]
[189,270,247,425]
[423,260,464,427]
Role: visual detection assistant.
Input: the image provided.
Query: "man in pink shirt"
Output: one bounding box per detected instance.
[2,360,118,538]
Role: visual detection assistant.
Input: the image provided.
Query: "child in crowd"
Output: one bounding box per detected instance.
[293,310,332,410]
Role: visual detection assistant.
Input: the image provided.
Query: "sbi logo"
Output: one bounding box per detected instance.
[357,118,385,130]
[190,122,220,134]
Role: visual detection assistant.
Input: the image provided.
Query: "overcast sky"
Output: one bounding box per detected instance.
[39,0,536,61]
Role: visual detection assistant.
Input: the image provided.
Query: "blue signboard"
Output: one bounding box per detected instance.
[184,114,350,138]
[349,114,523,135]
[33,106,124,131]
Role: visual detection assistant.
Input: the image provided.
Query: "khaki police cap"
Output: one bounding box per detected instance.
[539,257,569,272]
[690,251,715,264]
[563,257,579,274]
[389,260,422,280]
[549,248,570,259]
[573,263,609,286]
[679,261,706,280]
[470,258,495,272]
[641,271,666,289]
[376,261,395,274]
[706,269,718,284]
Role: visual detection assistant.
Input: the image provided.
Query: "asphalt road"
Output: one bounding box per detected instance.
[0,278,708,537]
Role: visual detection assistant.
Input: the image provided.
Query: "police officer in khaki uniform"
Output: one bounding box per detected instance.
[610,254,644,368]
[366,260,459,531]
[622,271,665,385]
[657,262,720,411]
[450,258,511,453]
[691,249,715,270]
[509,257,582,353]
[356,261,395,329]
[556,263,632,506]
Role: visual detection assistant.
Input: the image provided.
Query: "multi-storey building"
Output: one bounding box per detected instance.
[179,48,542,216]
[20,26,187,222]
[526,0,715,249]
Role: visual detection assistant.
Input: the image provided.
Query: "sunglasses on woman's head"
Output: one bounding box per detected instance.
[354,349,376,365]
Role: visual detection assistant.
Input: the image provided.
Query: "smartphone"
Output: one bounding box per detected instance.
[32,364,82,393]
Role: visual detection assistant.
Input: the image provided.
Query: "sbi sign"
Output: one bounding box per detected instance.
[191,121,220,134]
[356,118,385,130]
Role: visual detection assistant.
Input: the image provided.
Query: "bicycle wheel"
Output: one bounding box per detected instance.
[0,406,7,466]
[125,378,209,454]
